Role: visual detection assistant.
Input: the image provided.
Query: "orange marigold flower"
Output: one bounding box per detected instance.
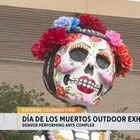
[114,44,128,56]
[116,67,130,77]
[54,54,61,68]
[116,53,133,77]
[119,53,133,69]
[56,84,65,97]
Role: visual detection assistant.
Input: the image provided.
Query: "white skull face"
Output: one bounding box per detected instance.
[53,33,115,105]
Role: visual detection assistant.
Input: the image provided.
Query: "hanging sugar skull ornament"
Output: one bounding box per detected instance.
[31,14,133,106]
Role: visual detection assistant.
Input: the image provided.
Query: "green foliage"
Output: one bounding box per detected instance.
[110,130,140,140]
[110,107,139,140]
[116,107,128,113]
[0,131,35,140]
[0,82,50,140]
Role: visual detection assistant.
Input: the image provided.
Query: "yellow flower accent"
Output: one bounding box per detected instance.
[53,130,59,135]
[98,131,105,140]
[52,130,69,140]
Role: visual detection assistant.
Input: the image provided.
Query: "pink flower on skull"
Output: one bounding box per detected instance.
[105,30,122,46]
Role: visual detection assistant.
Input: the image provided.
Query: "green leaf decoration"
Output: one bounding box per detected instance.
[64,86,72,92]
[54,69,58,77]
[74,94,78,99]
[70,61,74,66]
[59,46,69,54]
[87,39,94,45]
[72,92,82,99]
[59,47,64,54]
[63,45,69,53]
[93,43,99,48]
[54,69,61,78]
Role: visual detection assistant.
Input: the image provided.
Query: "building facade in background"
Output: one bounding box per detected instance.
[0,0,140,137]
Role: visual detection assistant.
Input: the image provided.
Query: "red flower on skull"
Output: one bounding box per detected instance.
[54,54,61,68]
[56,84,66,97]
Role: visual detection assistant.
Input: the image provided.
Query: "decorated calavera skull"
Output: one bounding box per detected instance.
[53,33,115,105]
[31,14,132,106]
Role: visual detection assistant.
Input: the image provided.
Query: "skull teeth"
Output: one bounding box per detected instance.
[78,82,82,85]
[87,84,90,88]
[69,77,100,90]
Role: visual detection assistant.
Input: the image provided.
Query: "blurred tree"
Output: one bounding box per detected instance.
[0,82,49,140]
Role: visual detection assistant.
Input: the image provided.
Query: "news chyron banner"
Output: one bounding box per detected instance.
[1,107,140,130]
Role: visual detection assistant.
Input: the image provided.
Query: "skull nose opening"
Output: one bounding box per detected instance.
[84,63,94,76]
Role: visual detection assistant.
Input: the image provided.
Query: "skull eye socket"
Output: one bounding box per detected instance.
[69,43,89,62]
[96,51,111,69]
